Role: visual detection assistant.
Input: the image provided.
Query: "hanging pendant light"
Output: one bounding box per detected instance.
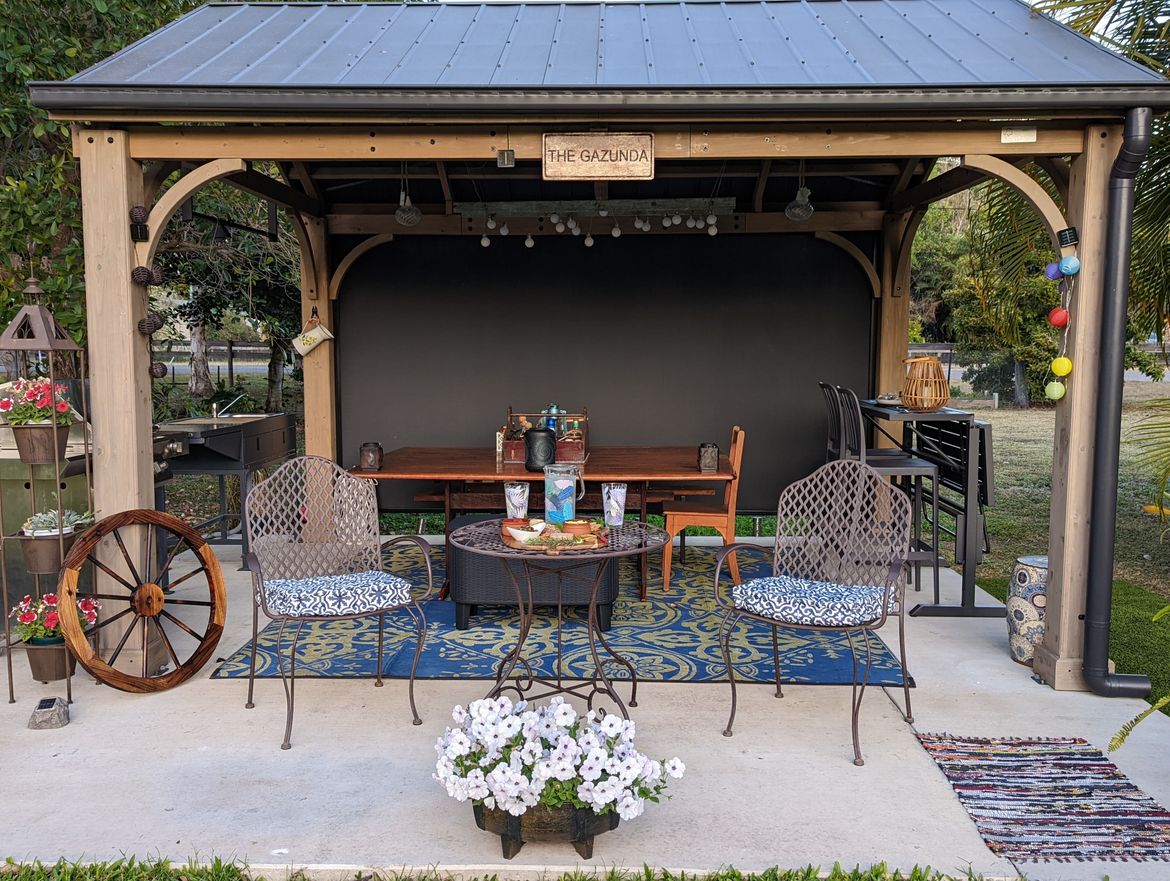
[784,160,814,222]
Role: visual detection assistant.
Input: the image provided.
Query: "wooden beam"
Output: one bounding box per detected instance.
[328,233,394,300]
[126,125,1085,162]
[961,154,1071,254]
[76,130,155,518]
[885,158,919,208]
[875,210,927,415]
[891,166,989,212]
[225,168,323,216]
[327,209,886,236]
[310,161,912,181]
[291,161,322,204]
[143,160,180,204]
[594,180,609,202]
[293,214,337,459]
[136,157,246,267]
[814,231,880,298]
[1036,156,1071,207]
[436,161,453,215]
[1035,125,1123,692]
[753,159,772,213]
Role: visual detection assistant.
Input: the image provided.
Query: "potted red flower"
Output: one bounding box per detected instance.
[9,593,99,682]
[0,378,75,464]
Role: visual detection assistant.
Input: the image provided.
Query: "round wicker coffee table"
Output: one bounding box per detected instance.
[447,518,668,718]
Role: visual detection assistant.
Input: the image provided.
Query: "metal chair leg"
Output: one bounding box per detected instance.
[913,476,923,592]
[679,529,686,564]
[771,624,783,698]
[375,612,385,688]
[404,601,426,725]
[898,611,913,723]
[931,474,941,605]
[276,618,303,750]
[245,599,259,709]
[719,609,741,737]
[845,628,875,766]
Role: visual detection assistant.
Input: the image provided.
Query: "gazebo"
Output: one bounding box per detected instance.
[28,0,1170,695]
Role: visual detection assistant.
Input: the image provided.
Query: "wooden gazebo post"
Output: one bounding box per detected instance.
[75,128,155,517]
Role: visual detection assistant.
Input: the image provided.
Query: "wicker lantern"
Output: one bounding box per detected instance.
[901,356,950,412]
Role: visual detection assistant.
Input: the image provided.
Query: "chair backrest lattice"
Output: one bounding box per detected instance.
[773,459,910,588]
[245,455,381,581]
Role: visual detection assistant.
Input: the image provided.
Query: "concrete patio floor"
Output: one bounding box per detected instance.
[2,539,1168,881]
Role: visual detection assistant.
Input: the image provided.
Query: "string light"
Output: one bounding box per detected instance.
[706,213,717,226]
[499,222,510,236]
[707,224,719,236]
[611,222,622,238]
[525,233,535,248]
[686,216,696,228]
[480,234,490,248]
[671,213,682,226]
[584,233,594,247]
[696,218,706,229]
[661,216,671,228]
[486,216,497,230]
[555,222,566,233]
[549,213,560,224]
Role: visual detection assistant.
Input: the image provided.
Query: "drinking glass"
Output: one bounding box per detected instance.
[504,482,529,519]
[602,482,627,527]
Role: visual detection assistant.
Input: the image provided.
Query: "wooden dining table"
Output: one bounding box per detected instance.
[351,445,735,595]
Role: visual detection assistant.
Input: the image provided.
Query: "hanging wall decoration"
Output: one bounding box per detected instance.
[1044,227,1080,402]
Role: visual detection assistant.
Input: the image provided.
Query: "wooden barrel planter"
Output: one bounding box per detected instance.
[11,423,69,465]
[473,802,620,859]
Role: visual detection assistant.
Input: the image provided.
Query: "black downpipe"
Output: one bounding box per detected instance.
[1084,107,1153,698]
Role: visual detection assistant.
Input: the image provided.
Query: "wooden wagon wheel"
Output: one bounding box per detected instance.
[58,509,226,693]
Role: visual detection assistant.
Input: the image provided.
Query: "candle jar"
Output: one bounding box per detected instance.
[698,443,720,473]
[358,442,383,471]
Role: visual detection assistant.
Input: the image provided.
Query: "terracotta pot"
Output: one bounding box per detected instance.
[25,637,76,683]
[17,529,78,575]
[11,423,69,465]
[473,802,619,860]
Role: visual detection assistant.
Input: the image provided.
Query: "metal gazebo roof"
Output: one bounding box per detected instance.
[29,0,1170,116]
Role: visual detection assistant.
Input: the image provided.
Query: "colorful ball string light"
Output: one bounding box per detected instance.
[1044,227,1080,401]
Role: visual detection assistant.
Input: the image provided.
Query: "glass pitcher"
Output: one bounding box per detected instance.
[544,463,585,527]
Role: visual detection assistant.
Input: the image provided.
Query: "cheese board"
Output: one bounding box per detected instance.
[499,517,609,555]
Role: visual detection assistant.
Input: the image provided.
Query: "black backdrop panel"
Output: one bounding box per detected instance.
[336,233,874,512]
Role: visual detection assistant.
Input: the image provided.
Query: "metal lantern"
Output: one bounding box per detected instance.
[138,312,165,335]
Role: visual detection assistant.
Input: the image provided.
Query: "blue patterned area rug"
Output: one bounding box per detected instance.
[919,734,1170,862]
[212,544,907,685]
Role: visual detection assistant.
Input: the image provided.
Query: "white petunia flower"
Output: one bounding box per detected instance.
[451,704,468,724]
[599,714,623,738]
[665,757,686,779]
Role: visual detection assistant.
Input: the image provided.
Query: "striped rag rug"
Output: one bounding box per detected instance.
[918,734,1170,862]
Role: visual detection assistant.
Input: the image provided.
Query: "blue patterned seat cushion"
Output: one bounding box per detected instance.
[731,576,896,627]
[262,570,412,617]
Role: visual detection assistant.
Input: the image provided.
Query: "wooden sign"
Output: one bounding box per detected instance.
[542,133,654,181]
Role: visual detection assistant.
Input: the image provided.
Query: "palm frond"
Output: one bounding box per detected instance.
[1109,693,1170,750]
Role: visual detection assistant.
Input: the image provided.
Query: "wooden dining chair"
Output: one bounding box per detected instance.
[660,426,745,591]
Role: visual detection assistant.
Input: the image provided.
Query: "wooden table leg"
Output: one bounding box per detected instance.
[639,480,649,600]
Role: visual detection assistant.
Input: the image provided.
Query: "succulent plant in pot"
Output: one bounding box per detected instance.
[17,508,94,575]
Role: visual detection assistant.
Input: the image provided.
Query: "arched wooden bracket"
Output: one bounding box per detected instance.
[961,155,1075,257]
[134,157,247,268]
[328,233,394,300]
[814,231,880,299]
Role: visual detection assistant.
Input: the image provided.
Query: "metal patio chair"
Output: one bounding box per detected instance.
[713,458,912,766]
[244,455,432,749]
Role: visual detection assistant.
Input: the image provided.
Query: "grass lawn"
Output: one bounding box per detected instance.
[0,860,1000,881]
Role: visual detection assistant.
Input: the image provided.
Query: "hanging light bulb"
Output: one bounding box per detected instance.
[572,226,581,236]
[486,215,497,230]
[555,222,566,233]
[705,213,717,226]
[696,217,706,229]
[686,216,697,229]
[584,233,594,247]
[499,222,510,236]
[599,207,609,217]
[784,159,814,222]
[671,213,682,226]
[550,212,560,224]
[611,223,622,238]
[707,224,719,236]
[661,216,671,228]
[480,234,491,248]
[525,233,535,249]
[567,216,577,230]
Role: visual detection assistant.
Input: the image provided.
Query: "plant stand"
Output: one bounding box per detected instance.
[473,803,620,860]
[1,292,93,707]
